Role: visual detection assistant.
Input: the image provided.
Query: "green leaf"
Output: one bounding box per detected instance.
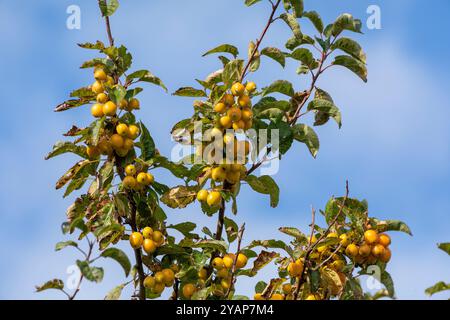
[286,0,303,17]
[139,121,155,160]
[91,117,105,145]
[253,97,291,119]
[104,284,125,300]
[331,13,363,36]
[278,227,308,242]
[70,86,96,99]
[107,85,126,105]
[238,251,279,277]
[160,185,197,209]
[247,239,292,256]
[245,0,263,6]
[425,281,450,296]
[172,87,207,97]
[35,279,64,292]
[224,217,239,243]
[307,98,342,128]
[245,175,280,208]
[375,219,413,236]
[438,243,450,256]
[303,11,324,33]
[381,270,395,298]
[285,34,315,50]
[289,48,316,69]
[55,241,78,251]
[222,59,244,87]
[202,44,239,58]
[56,160,92,190]
[78,41,106,51]
[292,124,320,158]
[280,13,302,40]
[261,47,286,68]
[76,260,104,283]
[100,248,131,277]
[45,141,87,160]
[168,222,197,238]
[99,0,119,17]
[126,70,167,92]
[180,239,228,253]
[262,80,294,97]
[255,281,267,294]
[331,38,366,64]
[268,119,293,154]
[248,41,260,72]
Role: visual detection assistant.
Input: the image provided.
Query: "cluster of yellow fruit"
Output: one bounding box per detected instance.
[122,164,154,191]
[343,229,392,266]
[212,253,248,290]
[90,67,141,118]
[144,267,176,295]
[214,82,255,131]
[129,227,165,254]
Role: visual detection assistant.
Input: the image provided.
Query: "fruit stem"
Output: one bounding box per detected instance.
[98,0,115,46]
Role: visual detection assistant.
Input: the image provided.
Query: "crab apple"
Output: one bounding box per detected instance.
[236,253,248,269]
[378,233,391,247]
[287,261,303,277]
[219,116,232,129]
[123,176,137,189]
[211,167,226,182]
[152,230,164,245]
[217,268,229,279]
[125,164,136,176]
[123,138,134,151]
[222,255,234,269]
[105,76,115,87]
[144,276,155,289]
[110,134,124,149]
[128,125,140,140]
[91,81,104,94]
[94,68,107,81]
[232,120,245,131]
[137,172,150,185]
[153,282,165,295]
[214,102,227,114]
[162,269,175,284]
[270,293,284,300]
[197,189,209,202]
[143,239,157,254]
[241,108,253,121]
[223,94,235,105]
[142,226,153,239]
[96,93,108,104]
[115,147,129,157]
[364,230,378,245]
[372,244,386,257]
[129,98,140,110]
[103,101,117,116]
[227,107,242,122]
[207,191,222,207]
[237,95,251,108]
[198,268,208,280]
[129,232,143,249]
[245,81,257,93]
[91,103,104,118]
[359,244,371,257]
[116,123,129,137]
[254,293,264,300]
[86,146,100,159]
[345,244,359,257]
[182,284,195,299]
[212,257,225,270]
[282,283,292,294]
[226,171,240,184]
[380,247,392,263]
[98,140,112,155]
[146,173,154,184]
[339,234,350,247]
[231,82,245,96]
[119,99,128,110]
[220,278,231,290]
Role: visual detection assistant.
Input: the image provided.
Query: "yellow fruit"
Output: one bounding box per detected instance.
[94,68,107,81]
[287,261,303,277]
[223,94,235,105]
[345,244,359,257]
[364,230,379,245]
[211,167,226,182]
[331,260,345,271]
[123,138,134,151]
[129,232,143,249]
[245,81,257,93]
[327,232,338,238]
[119,99,128,110]
[86,146,100,159]
[339,234,350,247]
[220,278,231,290]
[309,235,318,244]
[231,82,245,96]
[128,125,140,140]
[91,81,104,94]
[102,101,117,116]
[125,164,136,176]
[217,268,229,278]
[198,268,208,280]
[91,103,104,118]
[372,244,386,257]
[244,120,253,130]
[222,255,234,269]
[254,293,264,300]
[153,282,165,294]
[116,123,129,137]
[155,271,165,283]
[219,116,232,129]
[96,93,108,104]
[367,255,378,265]
[115,147,129,157]
[214,102,227,114]
[137,172,150,185]
[143,239,157,254]
[232,120,245,131]
[212,257,225,270]
[227,107,242,122]
[110,134,124,149]
[162,269,175,284]
[238,95,251,108]
[207,191,222,207]
[182,283,195,299]
[270,293,284,300]
[152,231,164,245]
[146,173,154,184]
[98,140,112,155]
[197,189,209,202]
[305,294,317,300]
[123,176,137,189]
[241,108,253,121]
[144,276,155,289]
[359,244,371,257]
[378,234,391,247]
[226,171,240,184]
[105,76,115,87]
[236,253,248,269]
[379,247,392,263]
[142,226,153,239]
[282,283,292,294]
[129,98,140,110]
[317,245,328,253]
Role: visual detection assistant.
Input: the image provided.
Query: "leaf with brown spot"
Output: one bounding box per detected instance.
[56,160,91,190]
[160,185,197,209]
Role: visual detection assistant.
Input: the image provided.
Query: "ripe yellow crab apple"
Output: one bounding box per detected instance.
[125,164,136,176]
[198,268,208,280]
[236,253,248,269]
[182,284,195,299]
[287,261,303,277]
[282,283,292,294]
[222,255,234,269]
[91,81,104,94]
[152,230,164,245]
[226,171,240,184]
[223,94,235,105]
[231,82,245,96]
[94,68,107,81]
[128,125,140,140]
[359,243,371,257]
[129,98,140,110]
[270,293,284,300]
[245,81,257,93]
[339,234,350,247]
[98,140,112,155]
[345,243,359,257]
[103,101,117,116]
[129,232,143,249]
[110,134,124,149]
[219,116,232,129]
[211,167,226,182]
[137,172,150,185]
[142,226,153,239]
[153,282,165,294]
[238,95,251,108]
[380,247,392,263]
[378,233,391,247]
[105,76,115,87]
[227,107,242,122]
[115,147,129,157]
[207,191,222,207]
[154,271,165,283]
[146,173,154,184]
[220,278,231,290]
[96,93,108,104]
[217,268,229,278]
[241,108,253,121]
[119,99,128,110]
[143,239,157,254]
[123,138,134,151]
[244,120,253,130]
[116,123,129,137]
[196,189,209,202]
[91,103,104,118]
[144,276,155,289]
[212,257,225,270]
[372,244,386,257]
[214,102,227,114]
[123,176,137,189]
[232,120,245,131]
[162,269,175,284]
[86,146,100,159]
[364,230,378,245]
[254,293,264,300]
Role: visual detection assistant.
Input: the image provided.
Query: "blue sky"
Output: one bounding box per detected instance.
[0,0,449,300]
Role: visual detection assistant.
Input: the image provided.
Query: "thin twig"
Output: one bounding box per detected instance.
[69,238,94,300]
[226,224,246,298]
